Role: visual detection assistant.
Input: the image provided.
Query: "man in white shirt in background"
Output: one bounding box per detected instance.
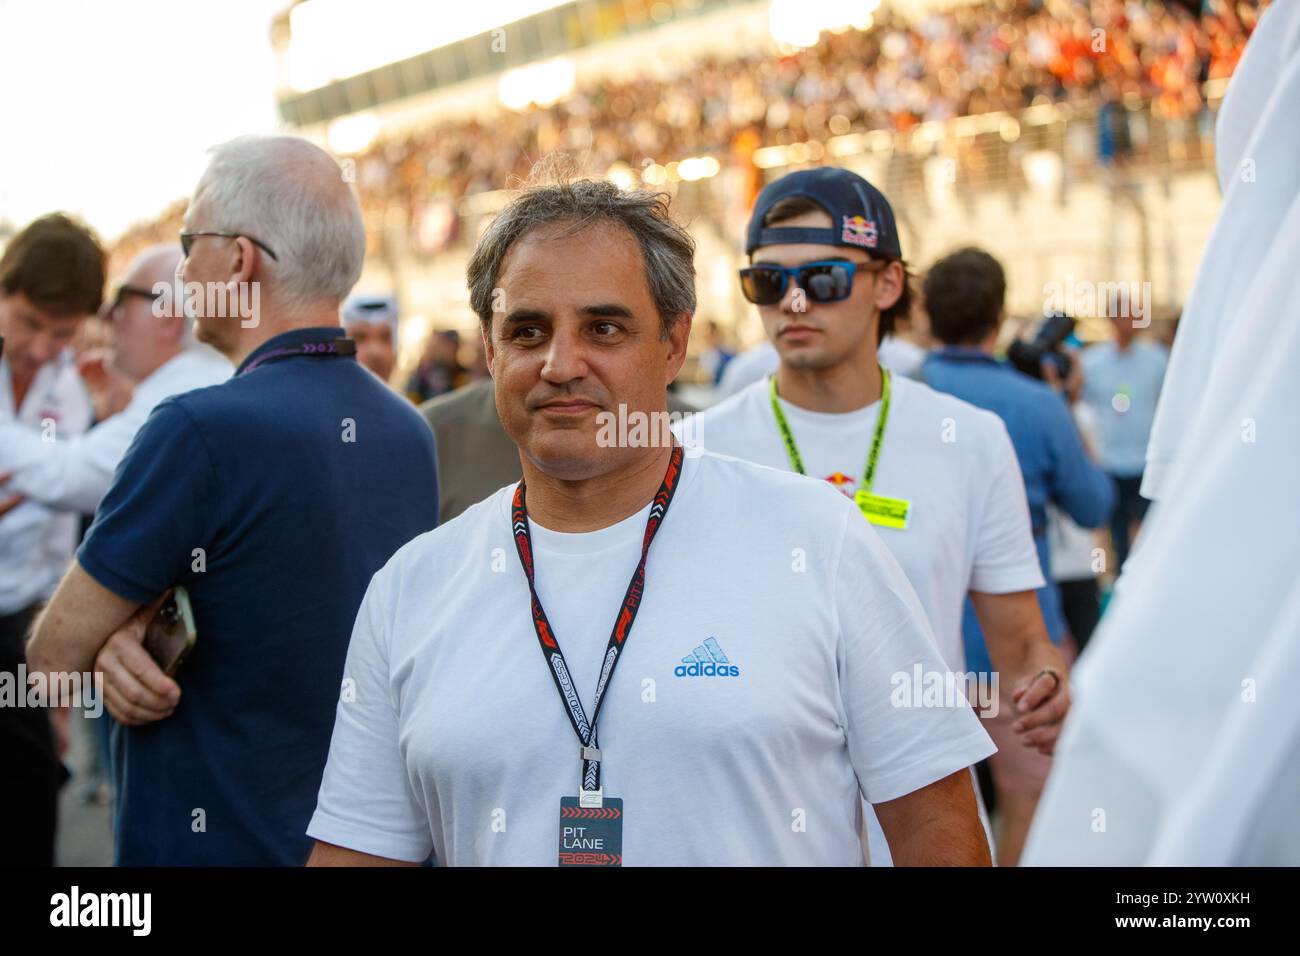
[0,245,232,517]
[1046,402,1106,657]
[692,167,1069,866]
[307,177,996,867]
[0,212,105,866]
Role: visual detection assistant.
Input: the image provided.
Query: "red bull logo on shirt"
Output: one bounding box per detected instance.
[841,215,878,249]
[824,472,856,496]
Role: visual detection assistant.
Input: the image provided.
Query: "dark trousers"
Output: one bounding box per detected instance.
[1109,473,1150,572]
[1059,577,1102,655]
[0,606,60,866]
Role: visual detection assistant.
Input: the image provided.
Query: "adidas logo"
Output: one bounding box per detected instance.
[674,637,740,678]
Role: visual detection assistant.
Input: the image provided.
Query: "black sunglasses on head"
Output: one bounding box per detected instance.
[180,229,279,262]
[739,258,885,306]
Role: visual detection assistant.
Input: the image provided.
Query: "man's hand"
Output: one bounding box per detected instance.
[971,589,1070,756]
[95,599,180,726]
[77,348,134,420]
[0,471,24,519]
[1009,665,1070,755]
[1041,345,1084,405]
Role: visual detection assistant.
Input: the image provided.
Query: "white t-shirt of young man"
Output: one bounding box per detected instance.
[308,451,995,866]
[0,350,93,614]
[690,374,1045,672]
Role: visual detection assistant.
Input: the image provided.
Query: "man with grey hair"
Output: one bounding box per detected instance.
[27,135,439,865]
[307,177,994,867]
[0,245,230,515]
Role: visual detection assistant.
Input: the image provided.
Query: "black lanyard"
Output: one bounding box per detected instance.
[237,337,356,377]
[511,444,685,799]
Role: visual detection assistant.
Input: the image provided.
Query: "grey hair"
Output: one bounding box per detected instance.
[190,135,365,310]
[467,175,696,337]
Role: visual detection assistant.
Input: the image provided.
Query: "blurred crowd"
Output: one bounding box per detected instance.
[107,1,1264,324]
[94,0,1264,424]
[349,0,1259,246]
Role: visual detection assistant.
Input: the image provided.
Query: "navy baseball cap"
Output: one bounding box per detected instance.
[745,167,902,259]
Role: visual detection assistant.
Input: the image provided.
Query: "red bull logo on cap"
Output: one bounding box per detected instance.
[841,215,878,249]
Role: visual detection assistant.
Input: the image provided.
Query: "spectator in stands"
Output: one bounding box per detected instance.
[339,0,1258,225]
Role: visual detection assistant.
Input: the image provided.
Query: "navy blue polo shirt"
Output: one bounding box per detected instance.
[78,327,439,865]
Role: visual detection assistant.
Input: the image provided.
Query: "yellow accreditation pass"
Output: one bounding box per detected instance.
[854,490,911,530]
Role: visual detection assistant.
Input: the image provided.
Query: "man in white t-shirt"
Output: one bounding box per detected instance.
[0,212,105,865]
[307,178,995,866]
[691,167,1069,866]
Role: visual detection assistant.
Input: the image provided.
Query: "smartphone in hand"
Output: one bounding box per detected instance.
[143,587,197,677]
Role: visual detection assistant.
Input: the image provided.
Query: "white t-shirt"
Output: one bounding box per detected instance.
[877,336,927,380]
[309,451,994,865]
[0,348,231,514]
[690,374,1045,672]
[1028,0,1300,865]
[1047,404,1103,583]
[0,350,93,614]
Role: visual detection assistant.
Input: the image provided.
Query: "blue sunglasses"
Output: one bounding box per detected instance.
[739,259,881,306]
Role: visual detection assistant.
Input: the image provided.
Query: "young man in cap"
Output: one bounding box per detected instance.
[691,166,1069,866]
[307,178,995,866]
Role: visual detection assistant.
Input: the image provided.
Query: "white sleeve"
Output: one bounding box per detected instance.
[0,406,141,514]
[833,506,996,805]
[968,420,1046,594]
[307,568,434,862]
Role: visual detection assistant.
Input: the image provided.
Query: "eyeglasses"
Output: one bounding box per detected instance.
[103,283,160,316]
[179,230,279,262]
[738,259,884,306]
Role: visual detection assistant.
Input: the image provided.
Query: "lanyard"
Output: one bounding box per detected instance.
[510,443,685,799]
[769,365,892,495]
[238,337,356,377]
